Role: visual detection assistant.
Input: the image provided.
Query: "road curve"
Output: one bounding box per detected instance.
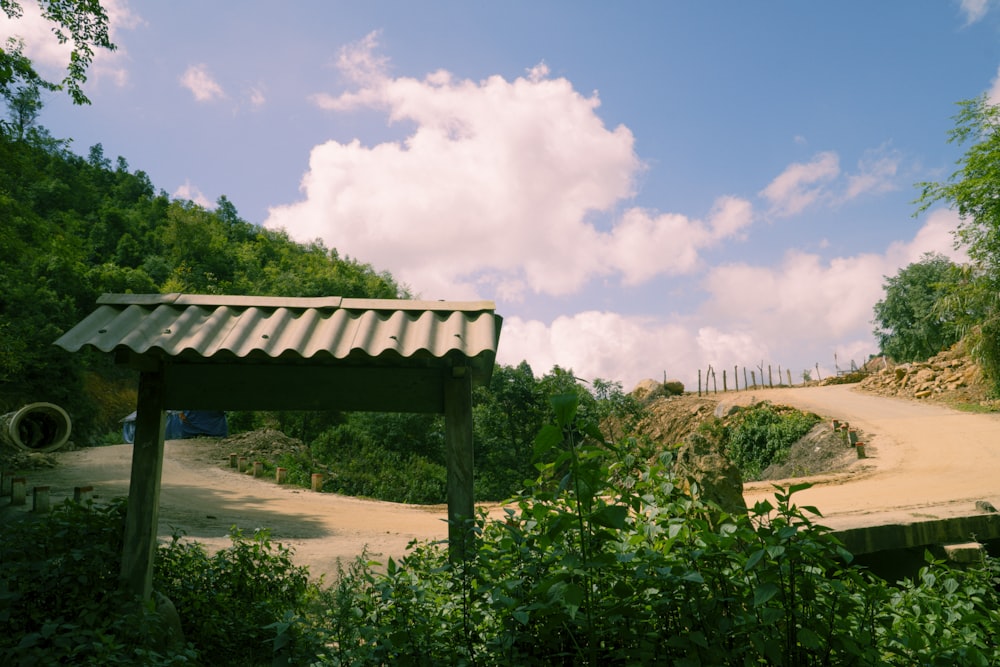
[739,385,1000,529]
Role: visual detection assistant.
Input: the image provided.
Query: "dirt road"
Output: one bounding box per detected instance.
[5,441,453,581]
[6,384,1000,581]
[739,385,1000,529]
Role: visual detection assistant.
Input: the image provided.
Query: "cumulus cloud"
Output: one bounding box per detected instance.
[180,64,226,102]
[268,34,754,300]
[759,152,840,217]
[498,210,964,391]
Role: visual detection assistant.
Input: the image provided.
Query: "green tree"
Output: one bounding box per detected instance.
[917,96,1000,390]
[0,0,115,108]
[872,252,962,362]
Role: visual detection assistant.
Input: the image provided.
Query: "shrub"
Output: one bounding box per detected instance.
[155,527,313,666]
[298,393,1000,665]
[0,498,197,665]
[722,402,821,480]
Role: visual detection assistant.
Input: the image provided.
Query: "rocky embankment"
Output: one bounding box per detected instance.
[858,344,992,406]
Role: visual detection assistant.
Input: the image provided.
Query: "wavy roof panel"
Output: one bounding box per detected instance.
[55,293,502,384]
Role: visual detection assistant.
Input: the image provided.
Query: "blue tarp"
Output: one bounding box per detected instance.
[121,410,228,443]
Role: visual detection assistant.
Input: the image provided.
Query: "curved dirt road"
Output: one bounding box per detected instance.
[6,384,1000,580]
[5,441,453,581]
[740,385,1000,529]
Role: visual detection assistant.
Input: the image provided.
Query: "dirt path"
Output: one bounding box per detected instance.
[738,385,1000,529]
[4,441,453,582]
[6,384,1000,581]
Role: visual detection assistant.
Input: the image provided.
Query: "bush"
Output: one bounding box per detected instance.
[296,394,1000,665]
[0,498,197,665]
[155,527,313,666]
[722,402,821,480]
[309,429,448,504]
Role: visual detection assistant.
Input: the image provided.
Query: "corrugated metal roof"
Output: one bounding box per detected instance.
[55,293,502,383]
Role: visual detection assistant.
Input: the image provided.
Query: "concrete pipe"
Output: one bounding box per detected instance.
[1,402,72,453]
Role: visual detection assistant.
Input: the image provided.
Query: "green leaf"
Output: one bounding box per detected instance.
[744,548,766,571]
[550,393,578,428]
[753,581,780,606]
[590,505,628,530]
[797,627,822,650]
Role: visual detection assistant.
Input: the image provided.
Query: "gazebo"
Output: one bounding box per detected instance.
[55,293,502,601]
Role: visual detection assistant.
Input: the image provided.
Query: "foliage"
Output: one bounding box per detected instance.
[7,398,1000,665]
[0,123,405,441]
[1,0,115,109]
[715,401,821,480]
[872,252,962,362]
[155,527,313,666]
[0,498,197,665]
[283,393,1000,665]
[916,95,1000,393]
[471,362,613,501]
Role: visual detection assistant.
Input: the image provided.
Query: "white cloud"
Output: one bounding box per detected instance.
[497,210,964,391]
[960,0,991,24]
[988,65,1000,106]
[268,35,754,300]
[172,180,214,208]
[248,84,266,109]
[180,64,226,102]
[759,152,840,217]
[844,144,901,199]
[497,312,702,388]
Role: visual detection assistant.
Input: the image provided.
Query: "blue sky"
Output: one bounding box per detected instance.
[6,1,1000,390]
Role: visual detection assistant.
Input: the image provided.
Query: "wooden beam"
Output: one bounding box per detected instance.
[444,371,475,561]
[120,371,167,601]
[161,364,446,412]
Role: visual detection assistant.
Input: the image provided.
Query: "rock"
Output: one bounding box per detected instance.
[674,432,747,516]
[631,379,662,402]
[713,402,740,419]
[975,500,997,513]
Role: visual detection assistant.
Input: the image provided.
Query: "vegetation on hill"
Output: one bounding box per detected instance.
[0,125,405,439]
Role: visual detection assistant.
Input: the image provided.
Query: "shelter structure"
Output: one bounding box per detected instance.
[55,293,502,601]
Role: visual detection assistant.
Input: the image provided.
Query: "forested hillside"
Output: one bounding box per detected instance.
[0,124,623,503]
[0,127,405,440]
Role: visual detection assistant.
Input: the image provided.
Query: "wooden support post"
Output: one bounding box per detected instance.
[74,486,94,503]
[722,370,727,392]
[120,370,167,602]
[734,366,739,391]
[276,467,287,484]
[229,453,238,468]
[444,370,474,562]
[32,486,50,513]
[252,461,264,478]
[1,470,10,497]
[311,473,323,492]
[10,477,26,505]
[238,456,248,472]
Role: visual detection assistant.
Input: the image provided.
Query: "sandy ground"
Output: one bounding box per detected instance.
[5,384,1000,581]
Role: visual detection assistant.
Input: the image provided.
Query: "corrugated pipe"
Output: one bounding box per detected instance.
[1,402,72,453]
